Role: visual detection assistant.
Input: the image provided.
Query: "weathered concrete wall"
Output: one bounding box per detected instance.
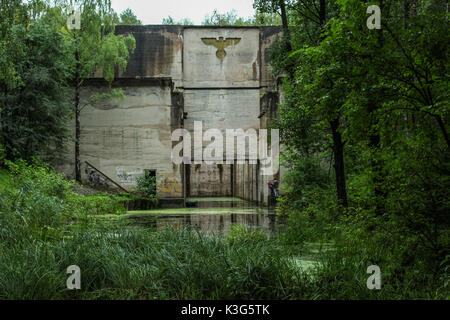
[54,119,76,180]
[233,162,275,206]
[234,161,256,201]
[114,26,184,87]
[260,27,281,89]
[258,88,281,205]
[113,25,280,89]
[76,79,183,198]
[183,28,260,88]
[232,88,280,205]
[187,164,232,197]
[60,26,282,204]
[183,89,260,139]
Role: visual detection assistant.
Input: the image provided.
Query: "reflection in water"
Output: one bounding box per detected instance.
[127,213,285,234]
[195,201,251,208]
[126,198,323,274]
[126,197,285,234]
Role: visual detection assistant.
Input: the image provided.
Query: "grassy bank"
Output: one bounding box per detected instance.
[0,226,312,299]
[0,160,305,299]
[0,160,447,299]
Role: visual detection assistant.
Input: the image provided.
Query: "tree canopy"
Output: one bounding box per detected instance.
[117,8,142,25]
[271,0,449,288]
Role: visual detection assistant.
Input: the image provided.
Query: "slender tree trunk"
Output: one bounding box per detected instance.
[369,0,386,215]
[330,118,348,207]
[368,106,385,215]
[279,0,296,80]
[435,115,450,150]
[405,1,449,149]
[1,85,11,161]
[279,0,291,51]
[319,0,326,28]
[404,0,411,27]
[74,46,81,182]
[319,0,348,208]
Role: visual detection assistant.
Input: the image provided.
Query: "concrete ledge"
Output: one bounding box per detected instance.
[159,198,185,209]
[80,77,173,88]
[123,198,185,210]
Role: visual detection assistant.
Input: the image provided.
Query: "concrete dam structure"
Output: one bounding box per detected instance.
[58,25,282,206]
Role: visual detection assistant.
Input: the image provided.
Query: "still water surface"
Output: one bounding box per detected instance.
[126,197,285,234]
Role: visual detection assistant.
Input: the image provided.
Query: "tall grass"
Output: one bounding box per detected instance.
[0,226,315,299]
[1,160,447,300]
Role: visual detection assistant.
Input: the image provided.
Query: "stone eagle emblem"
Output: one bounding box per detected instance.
[201,37,241,59]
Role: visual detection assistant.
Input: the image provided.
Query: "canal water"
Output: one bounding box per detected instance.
[125,197,325,274]
[126,197,286,235]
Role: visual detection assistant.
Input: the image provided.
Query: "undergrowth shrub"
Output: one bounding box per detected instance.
[136,175,157,200]
[227,224,267,243]
[0,159,72,244]
[71,193,126,216]
[0,159,127,245]
[278,145,449,299]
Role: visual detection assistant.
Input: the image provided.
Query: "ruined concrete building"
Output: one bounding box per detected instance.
[58,25,282,206]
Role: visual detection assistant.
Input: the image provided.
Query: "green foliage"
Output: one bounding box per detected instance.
[135,174,157,200]
[162,8,281,26]
[0,158,447,299]
[0,222,307,299]
[0,159,74,244]
[0,144,5,164]
[162,16,194,26]
[271,0,449,298]
[72,193,126,216]
[0,12,73,161]
[0,0,29,90]
[310,208,449,299]
[0,159,127,245]
[0,1,137,164]
[117,8,142,25]
[227,224,267,243]
[61,0,136,84]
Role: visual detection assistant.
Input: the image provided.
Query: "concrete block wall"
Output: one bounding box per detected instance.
[233,161,274,206]
[187,164,232,197]
[180,27,279,202]
[60,78,184,198]
[114,26,184,87]
[113,25,281,89]
[59,26,283,204]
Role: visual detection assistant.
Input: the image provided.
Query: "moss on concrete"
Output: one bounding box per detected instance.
[187,197,245,202]
[126,207,258,216]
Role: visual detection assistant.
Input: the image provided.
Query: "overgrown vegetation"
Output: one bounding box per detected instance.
[0,160,447,299]
[0,0,448,300]
[264,0,449,299]
[136,174,157,200]
[162,8,282,26]
[0,0,136,180]
[0,160,303,299]
[0,227,305,299]
[0,1,73,161]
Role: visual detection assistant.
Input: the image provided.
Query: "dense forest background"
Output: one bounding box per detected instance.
[0,0,448,299]
[263,0,449,297]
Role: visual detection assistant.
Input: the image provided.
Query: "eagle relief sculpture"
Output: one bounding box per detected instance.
[201,36,241,59]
